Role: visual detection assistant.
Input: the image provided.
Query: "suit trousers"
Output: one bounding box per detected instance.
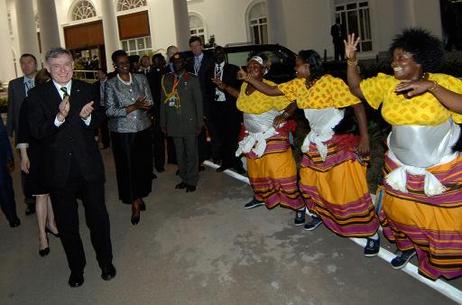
[173,136,199,186]
[210,101,242,168]
[0,168,18,223]
[50,161,112,274]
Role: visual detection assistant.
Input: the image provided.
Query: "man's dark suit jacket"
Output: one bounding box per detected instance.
[7,77,26,137]
[27,79,105,188]
[218,63,241,106]
[146,67,165,121]
[186,53,215,117]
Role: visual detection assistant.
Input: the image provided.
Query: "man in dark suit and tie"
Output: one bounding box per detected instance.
[187,36,215,166]
[7,53,38,215]
[211,46,244,173]
[28,47,115,288]
[330,17,347,61]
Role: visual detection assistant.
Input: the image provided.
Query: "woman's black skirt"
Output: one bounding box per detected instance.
[111,128,153,204]
[26,144,48,196]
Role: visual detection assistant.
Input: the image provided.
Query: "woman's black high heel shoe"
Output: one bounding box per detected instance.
[46,227,60,238]
[39,237,50,257]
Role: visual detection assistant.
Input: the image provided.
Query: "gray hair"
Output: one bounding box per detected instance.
[45,47,73,63]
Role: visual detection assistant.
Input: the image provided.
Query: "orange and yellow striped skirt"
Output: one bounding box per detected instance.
[299,134,379,237]
[379,153,462,280]
[246,134,304,210]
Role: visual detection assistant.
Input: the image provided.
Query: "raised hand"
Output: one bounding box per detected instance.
[57,96,70,122]
[80,101,94,119]
[344,33,360,60]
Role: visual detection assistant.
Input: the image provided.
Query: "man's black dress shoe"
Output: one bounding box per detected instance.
[101,264,117,281]
[233,166,246,175]
[175,182,187,189]
[68,272,84,287]
[9,218,20,228]
[216,166,230,173]
[186,185,196,193]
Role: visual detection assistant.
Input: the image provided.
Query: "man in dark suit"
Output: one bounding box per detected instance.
[330,17,347,61]
[28,47,115,288]
[147,53,167,172]
[211,46,244,173]
[7,53,37,215]
[186,36,215,166]
[0,118,20,227]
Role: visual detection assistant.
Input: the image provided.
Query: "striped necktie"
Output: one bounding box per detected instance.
[60,86,69,100]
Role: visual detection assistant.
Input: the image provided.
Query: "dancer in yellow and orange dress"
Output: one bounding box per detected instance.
[213,54,304,219]
[238,50,380,257]
[346,28,462,280]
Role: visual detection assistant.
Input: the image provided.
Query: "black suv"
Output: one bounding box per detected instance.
[183,44,296,84]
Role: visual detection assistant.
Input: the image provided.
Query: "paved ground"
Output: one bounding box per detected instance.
[0,149,460,305]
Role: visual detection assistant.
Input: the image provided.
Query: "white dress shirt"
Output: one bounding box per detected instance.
[53,80,92,127]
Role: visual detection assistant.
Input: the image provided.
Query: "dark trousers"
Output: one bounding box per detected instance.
[0,168,18,223]
[210,102,242,168]
[153,123,165,171]
[333,40,345,61]
[166,137,177,164]
[50,173,112,274]
[99,119,110,148]
[173,136,199,186]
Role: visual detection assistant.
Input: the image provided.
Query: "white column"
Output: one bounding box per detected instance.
[101,0,120,72]
[266,0,286,46]
[15,0,40,59]
[0,0,16,83]
[172,0,190,51]
[394,0,416,33]
[37,0,61,58]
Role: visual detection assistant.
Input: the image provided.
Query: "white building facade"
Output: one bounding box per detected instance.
[0,0,443,84]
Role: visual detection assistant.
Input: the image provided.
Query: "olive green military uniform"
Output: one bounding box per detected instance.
[160,72,203,186]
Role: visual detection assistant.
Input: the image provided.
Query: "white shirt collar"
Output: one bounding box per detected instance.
[53,80,72,99]
[195,53,204,62]
[23,75,35,84]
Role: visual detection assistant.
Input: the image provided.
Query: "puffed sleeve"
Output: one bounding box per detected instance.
[359,73,395,109]
[328,76,361,108]
[436,74,462,123]
[278,78,301,102]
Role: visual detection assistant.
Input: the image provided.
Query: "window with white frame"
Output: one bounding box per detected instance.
[189,14,207,43]
[121,36,152,56]
[117,0,147,12]
[248,2,268,45]
[71,0,97,21]
[335,1,372,52]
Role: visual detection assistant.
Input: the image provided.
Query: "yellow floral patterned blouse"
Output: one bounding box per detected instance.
[278,75,361,109]
[360,73,462,125]
[237,79,292,114]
